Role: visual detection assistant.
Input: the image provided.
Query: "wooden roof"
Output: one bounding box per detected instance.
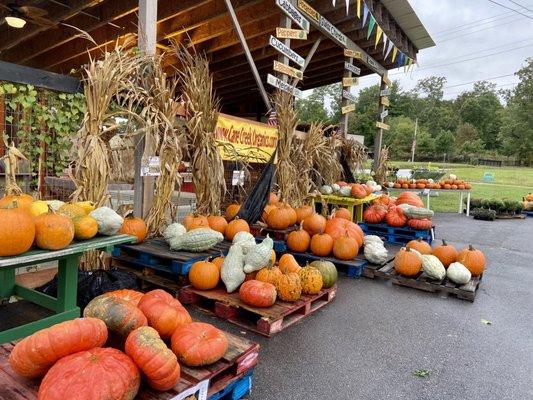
[0,0,433,112]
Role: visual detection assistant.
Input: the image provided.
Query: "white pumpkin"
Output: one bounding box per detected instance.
[447,262,472,284]
[339,186,352,197]
[387,182,395,188]
[366,180,377,187]
[244,236,274,273]
[449,174,457,180]
[320,185,333,195]
[364,242,389,265]
[331,183,341,192]
[163,223,186,242]
[233,231,256,254]
[374,185,382,192]
[221,243,245,293]
[46,200,65,211]
[364,235,384,246]
[89,207,124,236]
[421,254,446,280]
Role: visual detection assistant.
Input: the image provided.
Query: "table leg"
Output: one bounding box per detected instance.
[426,192,431,209]
[466,192,471,217]
[56,256,80,313]
[459,192,464,214]
[0,269,15,299]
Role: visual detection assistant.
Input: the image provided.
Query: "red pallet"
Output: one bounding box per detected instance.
[179,285,337,337]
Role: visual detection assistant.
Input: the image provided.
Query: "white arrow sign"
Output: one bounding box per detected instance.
[269,36,305,67]
[380,109,389,120]
[380,88,391,97]
[342,90,357,103]
[344,62,361,75]
[276,0,310,32]
[267,74,303,98]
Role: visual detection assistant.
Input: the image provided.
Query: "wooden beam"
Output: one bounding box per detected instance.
[291,37,321,86]
[373,75,387,171]
[0,60,81,93]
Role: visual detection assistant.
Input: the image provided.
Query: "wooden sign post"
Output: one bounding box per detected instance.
[276,27,307,40]
[373,75,389,171]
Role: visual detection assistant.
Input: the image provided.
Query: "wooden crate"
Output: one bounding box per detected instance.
[362,243,403,278]
[0,331,259,400]
[367,262,482,302]
[179,285,337,337]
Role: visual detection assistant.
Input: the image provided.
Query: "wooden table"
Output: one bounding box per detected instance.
[387,188,472,216]
[0,235,135,344]
[312,193,382,222]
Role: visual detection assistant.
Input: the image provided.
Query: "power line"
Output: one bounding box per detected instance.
[432,11,511,35]
[487,0,533,19]
[444,82,518,96]
[507,0,533,13]
[437,16,526,43]
[444,73,516,89]
[434,13,518,39]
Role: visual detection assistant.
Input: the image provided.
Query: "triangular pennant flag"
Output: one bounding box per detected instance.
[332,0,336,6]
[357,0,361,18]
[375,26,383,48]
[345,0,349,14]
[397,52,405,68]
[362,3,369,26]
[385,40,394,59]
[367,16,376,39]
[391,46,398,62]
[382,34,388,54]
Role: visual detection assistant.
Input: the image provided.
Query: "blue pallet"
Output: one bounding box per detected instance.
[358,222,433,244]
[209,370,254,400]
[291,252,368,278]
[525,211,533,218]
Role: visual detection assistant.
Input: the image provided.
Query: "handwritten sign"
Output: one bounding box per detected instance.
[380,109,389,119]
[170,379,209,400]
[269,36,305,67]
[276,0,310,32]
[273,60,303,80]
[343,77,359,86]
[267,73,303,98]
[367,55,379,69]
[342,90,357,103]
[383,75,391,86]
[376,121,390,131]
[380,96,390,106]
[344,62,361,75]
[380,88,391,97]
[342,104,356,114]
[297,0,320,22]
[276,27,307,40]
[319,16,348,47]
[344,49,363,59]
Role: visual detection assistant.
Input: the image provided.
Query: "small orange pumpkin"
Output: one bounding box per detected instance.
[225,204,241,221]
[0,201,35,256]
[432,239,458,267]
[225,218,250,241]
[295,205,314,224]
[407,238,432,255]
[188,261,220,290]
[212,255,224,271]
[266,206,292,230]
[286,227,311,253]
[73,215,98,240]
[333,207,352,221]
[394,247,422,277]
[310,233,334,257]
[119,212,148,243]
[268,192,279,205]
[0,193,33,210]
[278,254,301,273]
[332,236,359,260]
[256,264,283,286]
[302,213,327,236]
[183,214,209,231]
[34,207,74,250]
[207,215,228,235]
[457,245,486,276]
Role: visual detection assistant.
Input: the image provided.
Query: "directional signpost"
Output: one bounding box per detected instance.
[276,27,307,40]
[342,104,356,114]
[344,62,361,75]
[380,109,389,120]
[344,49,363,59]
[376,121,390,130]
[269,36,305,67]
[267,73,303,98]
[276,0,310,32]
[342,90,357,103]
[380,88,391,97]
[380,96,390,106]
[273,60,303,80]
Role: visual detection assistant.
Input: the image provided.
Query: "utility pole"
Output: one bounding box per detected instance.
[410,117,418,163]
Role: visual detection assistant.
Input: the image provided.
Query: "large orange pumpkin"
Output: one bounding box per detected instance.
[9,318,108,378]
[432,239,458,267]
[38,347,140,400]
[239,280,277,307]
[350,184,367,199]
[407,238,432,255]
[119,213,148,243]
[261,204,277,222]
[171,322,228,367]
[0,202,35,256]
[457,245,486,276]
[296,205,314,224]
[363,205,387,224]
[225,204,241,221]
[34,208,75,250]
[286,227,311,253]
[0,193,33,209]
[302,213,327,236]
[73,215,98,240]
[333,207,352,221]
[278,254,301,273]
[283,204,298,226]
[324,217,364,247]
[138,289,192,338]
[188,260,220,290]
[396,192,424,208]
[225,218,250,241]
[125,326,180,391]
[332,236,359,260]
[310,233,334,256]
[207,215,228,235]
[103,289,144,307]
[183,214,209,231]
[385,207,407,227]
[266,206,292,230]
[394,247,422,277]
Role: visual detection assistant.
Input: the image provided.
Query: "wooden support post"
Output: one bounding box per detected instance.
[339,56,353,137]
[134,0,157,217]
[278,15,292,83]
[224,0,271,110]
[373,75,387,171]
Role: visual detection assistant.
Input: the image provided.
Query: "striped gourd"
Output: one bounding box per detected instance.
[400,205,434,219]
[169,228,223,252]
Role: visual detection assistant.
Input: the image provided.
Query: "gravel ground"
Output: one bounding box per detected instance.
[192,213,533,400]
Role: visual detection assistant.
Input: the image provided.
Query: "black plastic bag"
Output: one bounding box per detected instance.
[36,268,140,310]
[237,150,277,224]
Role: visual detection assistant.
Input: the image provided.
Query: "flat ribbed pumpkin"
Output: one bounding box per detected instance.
[102,289,144,307]
[171,322,228,367]
[239,280,277,307]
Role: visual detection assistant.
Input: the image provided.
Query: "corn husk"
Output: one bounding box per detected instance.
[1,138,27,196]
[374,146,389,185]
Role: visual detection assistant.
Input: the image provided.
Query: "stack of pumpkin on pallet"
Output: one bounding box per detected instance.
[363,192,434,230]
[8,288,228,399]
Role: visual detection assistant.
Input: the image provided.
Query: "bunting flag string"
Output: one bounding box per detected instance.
[391,46,398,63]
[385,40,394,59]
[356,0,361,18]
[382,34,388,54]
[374,26,383,48]
[367,15,376,39]
[362,2,369,27]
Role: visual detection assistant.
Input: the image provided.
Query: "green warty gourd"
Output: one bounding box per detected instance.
[169,228,223,252]
[244,235,274,273]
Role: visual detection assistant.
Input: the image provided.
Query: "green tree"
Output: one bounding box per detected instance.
[435,130,455,157]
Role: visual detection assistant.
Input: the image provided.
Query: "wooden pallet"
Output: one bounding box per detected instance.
[495,214,526,220]
[0,331,259,400]
[367,262,482,302]
[362,244,403,278]
[290,251,368,278]
[179,285,337,337]
[358,222,434,244]
[250,223,298,241]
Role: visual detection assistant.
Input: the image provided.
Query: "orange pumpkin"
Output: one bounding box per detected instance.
[268,192,279,205]
[295,205,314,224]
[183,214,209,231]
[119,213,147,243]
[396,192,424,208]
[73,215,98,240]
[207,215,228,235]
[188,261,220,290]
[256,264,283,286]
[239,280,277,307]
[457,245,486,276]
[262,204,277,222]
[310,233,334,257]
[324,217,364,247]
[276,265,302,302]
[171,322,228,367]
[102,289,144,307]
[286,227,311,253]
[350,184,367,199]
[394,247,422,277]
[432,239,458,267]
[278,254,301,273]
[407,238,432,255]
[212,255,224,271]
[34,208,74,250]
[225,219,250,241]
[332,236,359,260]
[224,204,241,221]
[302,213,327,236]
[0,193,33,210]
[0,202,35,256]
[270,250,276,266]
[266,206,292,230]
[333,207,352,221]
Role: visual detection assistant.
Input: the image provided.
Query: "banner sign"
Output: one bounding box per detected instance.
[267,73,303,98]
[215,113,278,163]
[382,75,391,86]
[276,0,310,32]
[344,49,363,59]
[376,121,390,131]
[343,77,359,86]
[380,109,388,119]
[380,88,391,97]
[297,0,320,22]
[319,16,348,47]
[273,60,303,80]
[269,36,305,67]
[276,27,307,40]
[342,90,357,103]
[341,104,356,114]
[344,62,361,75]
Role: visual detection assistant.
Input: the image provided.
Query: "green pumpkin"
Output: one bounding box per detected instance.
[310,260,338,288]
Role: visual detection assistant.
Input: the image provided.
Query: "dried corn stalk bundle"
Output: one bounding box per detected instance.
[374,146,389,185]
[175,45,225,215]
[340,136,367,180]
[109,135,135,183]
[273,90,299,207]
[315,135,342,185]
[1,138,28,196]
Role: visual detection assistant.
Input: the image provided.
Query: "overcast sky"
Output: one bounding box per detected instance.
[321,0,533,99]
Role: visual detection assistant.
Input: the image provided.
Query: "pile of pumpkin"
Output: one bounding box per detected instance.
[0,192,148,257]
[363,192,434,230]
[8,288,229,399]
[186,232,338,306]
[394,237,486,283]
[386,178,472,190]
[320,180,381,198]
[523,193,533,211]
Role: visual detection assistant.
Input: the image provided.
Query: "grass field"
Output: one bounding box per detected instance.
[377,161,533,212]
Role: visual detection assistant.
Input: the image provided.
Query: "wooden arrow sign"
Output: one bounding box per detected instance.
[269,36,305,67]
[342,104,356,114]
[267,74,303,98]
[380,96,390,106]
[380,88,391,97]
[342,90,357,103]
[383,75,392,86]
[344,49,363,59]
[343,77,359,86]
[276,0,310,32]
[276,27,307,40]
[376,121,390,130]
[273,60,303,80]
[344,62,361,75]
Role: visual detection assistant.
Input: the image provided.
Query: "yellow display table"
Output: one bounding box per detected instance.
[312,193,382,222]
